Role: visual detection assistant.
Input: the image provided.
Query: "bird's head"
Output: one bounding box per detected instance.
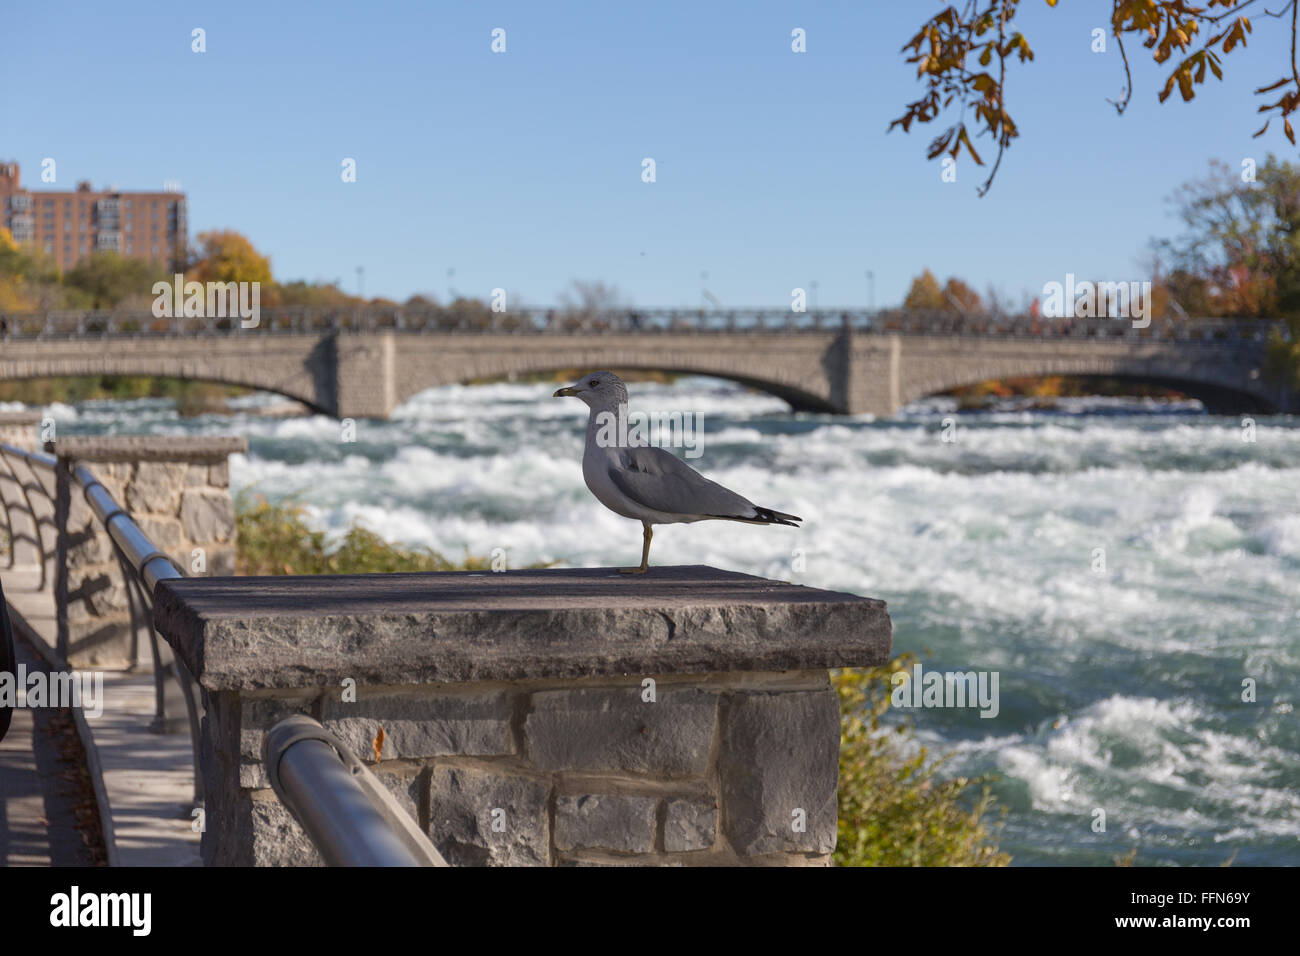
[553,371,629,409]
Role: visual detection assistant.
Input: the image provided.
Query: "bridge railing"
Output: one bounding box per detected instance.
[0,439,205,803]
[0,306,1286,343]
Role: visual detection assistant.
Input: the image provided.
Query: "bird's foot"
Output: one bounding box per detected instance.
[618,566,648,575]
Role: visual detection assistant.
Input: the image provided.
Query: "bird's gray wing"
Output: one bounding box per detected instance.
[607,446,757,519]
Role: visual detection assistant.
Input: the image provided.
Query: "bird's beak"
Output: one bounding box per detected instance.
[553,385,581,398]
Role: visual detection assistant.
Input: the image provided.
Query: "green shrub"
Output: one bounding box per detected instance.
[833,657,1010,867]
[235,493,495,575]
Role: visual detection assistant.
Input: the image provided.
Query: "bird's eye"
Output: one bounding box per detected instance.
[589,380,600,386]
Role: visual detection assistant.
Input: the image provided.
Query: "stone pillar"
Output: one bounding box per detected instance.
[334,332,396,420]
[0,411,42,451]
[154,566,892,867]
[52,436,246,669]
[845,335,902,417]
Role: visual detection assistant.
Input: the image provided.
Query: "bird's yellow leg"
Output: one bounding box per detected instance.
[619,524,652,574]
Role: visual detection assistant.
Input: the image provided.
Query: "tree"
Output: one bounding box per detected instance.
[0,227,21,272]
[557,279,623,315]
[0,228,64,310]
[270,279,356,308]
[893,1,1297,194]
[903,268,947,309]
[1153,156,1300,390]
[188,230,273,285]
[943,276,984,312]
[64,252,169,310]
[555,280,625,330]
[904,269,984,312]
[0,228,33,310]
[1154,156,1300,318]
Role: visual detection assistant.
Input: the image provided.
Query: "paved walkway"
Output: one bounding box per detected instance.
[89,671,201,866]
[0,634,102,865]
[2,564,200,866]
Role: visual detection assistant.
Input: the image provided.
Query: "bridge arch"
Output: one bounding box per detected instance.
[426,364,840,413]
[389,334,844,415]
[0,336,335,415]
[896,349,1283,415]
[0,368,332,417]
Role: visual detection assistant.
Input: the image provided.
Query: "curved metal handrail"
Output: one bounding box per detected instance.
[0,446,57,591]
[75,464,184,593]
[263,714,445,867]
[0,444,205,803]
[70,464,203,799]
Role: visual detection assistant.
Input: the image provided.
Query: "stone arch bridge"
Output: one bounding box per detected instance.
[0,310,1291,417]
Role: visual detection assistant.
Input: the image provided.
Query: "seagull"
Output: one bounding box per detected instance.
[553,371,801,574]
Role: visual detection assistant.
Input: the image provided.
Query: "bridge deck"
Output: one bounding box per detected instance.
[2,564,200,866]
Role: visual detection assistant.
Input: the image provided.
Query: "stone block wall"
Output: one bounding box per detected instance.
[52,436,246,668]
[202,670,839,867]
[154,565,891,868]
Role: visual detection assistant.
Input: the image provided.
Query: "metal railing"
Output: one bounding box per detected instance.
[0,305,1287,344]
[0,577,15,744]
[0,444,56,591]
[263,715,445,867]
[1,446,443,863]
[0,441,204,802]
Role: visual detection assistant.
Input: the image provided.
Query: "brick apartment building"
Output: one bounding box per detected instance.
[0,160,187,273]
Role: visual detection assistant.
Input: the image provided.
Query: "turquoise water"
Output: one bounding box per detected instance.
[20,378,1299,866]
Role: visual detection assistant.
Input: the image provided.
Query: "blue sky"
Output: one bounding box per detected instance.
[2,1,1295,308]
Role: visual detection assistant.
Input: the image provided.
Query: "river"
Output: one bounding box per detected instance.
[13,377,1299,866]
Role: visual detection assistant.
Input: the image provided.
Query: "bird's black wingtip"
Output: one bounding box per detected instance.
[754,506,802,527]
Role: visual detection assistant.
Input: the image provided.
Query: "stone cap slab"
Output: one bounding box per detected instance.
[0,411,43,425]
[153,566,891,690]
[47,436,248,462]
